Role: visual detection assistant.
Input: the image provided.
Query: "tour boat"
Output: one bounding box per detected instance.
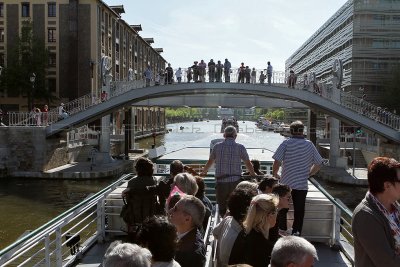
[0,145,354,267]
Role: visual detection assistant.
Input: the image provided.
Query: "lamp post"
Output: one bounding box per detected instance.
[30,73,36,110]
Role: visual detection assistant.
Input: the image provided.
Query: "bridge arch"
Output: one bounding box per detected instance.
[46,83,400,142]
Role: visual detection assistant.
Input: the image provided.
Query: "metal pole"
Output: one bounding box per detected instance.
[353,127,356,176]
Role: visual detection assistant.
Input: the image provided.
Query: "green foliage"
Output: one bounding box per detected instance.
[262,109,285,120]
[383,65,400,112]
[1,20,51,110]
[166,107,200,118]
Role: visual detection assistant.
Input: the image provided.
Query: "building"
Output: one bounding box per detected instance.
[285,0,400,106]
[0,0,167,111]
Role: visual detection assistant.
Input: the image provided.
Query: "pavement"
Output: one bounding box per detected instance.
[11,151,147,179]
[318,165,368,186]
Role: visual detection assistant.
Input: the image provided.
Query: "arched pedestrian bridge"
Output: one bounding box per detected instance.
[45,81,400,142]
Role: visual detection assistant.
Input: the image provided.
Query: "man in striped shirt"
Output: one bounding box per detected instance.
[272,121,323,236]
[201,126,256,215]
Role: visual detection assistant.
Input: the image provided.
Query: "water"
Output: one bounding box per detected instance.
[0,120,367,250]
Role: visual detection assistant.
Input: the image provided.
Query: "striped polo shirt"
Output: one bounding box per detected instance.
[272,136,323,190]
[210,138,249,183]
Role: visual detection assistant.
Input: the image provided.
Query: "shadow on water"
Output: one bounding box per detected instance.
[0,177,116,249]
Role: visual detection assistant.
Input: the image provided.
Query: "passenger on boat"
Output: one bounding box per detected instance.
[269,184,292,243]
[169,195,206,267]
[137,216,181,267]
[258,176,278,194]
[242,159,266,179]
[232,194,279,267]
[213,187,258,266]
[352,157,400,267]
[194,176,213,231]
[270,236,318,267]
[103,240,152,267]
[121,158,158,238]
[201,125,256,216]
[272,120,323,236]
[145,160,185,212]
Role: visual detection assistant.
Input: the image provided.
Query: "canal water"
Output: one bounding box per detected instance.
[0,120,367,250]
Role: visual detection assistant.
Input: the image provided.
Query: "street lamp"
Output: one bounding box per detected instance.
[30,73,36,110]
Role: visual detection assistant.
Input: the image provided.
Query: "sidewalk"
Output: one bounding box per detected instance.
[318,165,368,186]
[11,151,147,179]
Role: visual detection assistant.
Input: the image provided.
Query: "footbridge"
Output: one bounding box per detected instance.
[44,82,400,142]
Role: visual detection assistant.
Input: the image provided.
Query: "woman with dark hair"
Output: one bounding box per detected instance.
[137,216,181,267]
[121,157,158,239]
[213,187,257,266]
[352,157,400,267]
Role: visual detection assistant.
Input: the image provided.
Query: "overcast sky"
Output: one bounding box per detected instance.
[105,0,348,71]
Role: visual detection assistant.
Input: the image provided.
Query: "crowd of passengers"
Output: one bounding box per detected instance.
[101,122,400,267]
[103,157,317,267]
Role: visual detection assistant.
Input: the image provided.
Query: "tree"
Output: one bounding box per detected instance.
[383,65,400,113]
[1,20,51,111]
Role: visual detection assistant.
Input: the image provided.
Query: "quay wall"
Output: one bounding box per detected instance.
[0,127,67,175]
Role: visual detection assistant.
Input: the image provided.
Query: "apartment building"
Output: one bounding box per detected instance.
[285,0,400,106]
[0,0,167,111]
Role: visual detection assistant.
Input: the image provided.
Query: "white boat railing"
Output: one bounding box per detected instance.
[0,173,133,267]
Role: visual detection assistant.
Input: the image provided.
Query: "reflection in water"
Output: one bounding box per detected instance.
[0,120,367,249]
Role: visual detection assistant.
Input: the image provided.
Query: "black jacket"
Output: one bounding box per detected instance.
[175,228,206,267]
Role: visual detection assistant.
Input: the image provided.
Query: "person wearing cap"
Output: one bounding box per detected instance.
[352,157,400,267]
[201,126,256,216]
[58,103,68,119]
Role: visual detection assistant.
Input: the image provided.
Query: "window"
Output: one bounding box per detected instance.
[0,28,4,42]
[21,3,30,17]
[48,53,56,67]
[48,3,56,17]
[0,3,4,17]
[48,28,56,42]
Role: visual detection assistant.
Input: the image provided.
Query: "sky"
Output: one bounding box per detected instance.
[104,0,348,71]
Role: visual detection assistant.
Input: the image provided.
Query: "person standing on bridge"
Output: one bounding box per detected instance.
[175,67,182,83]
[224,59,231,83]
[198,60,207,83]
[208,59,216,82]
[267,61,273,85]
[216,60,224,82]
[272,120,323,236]
[238,63,245,83]
[192,61,199,83]
[144,65,153,87]
[166,63,174,84]
[200,126,256,215]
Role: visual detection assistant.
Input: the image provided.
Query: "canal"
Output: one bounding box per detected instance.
[0,120,367,250]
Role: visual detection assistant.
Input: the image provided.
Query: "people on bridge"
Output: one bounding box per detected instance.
[198,60,207,83]
[215,60,223,82]
[259,71,266,84]
[166,63,174,84]
[201,126,256,216]
[101,90,108,102]
[144,65,153,87]
[267,61,273,85]
[175,67,182,83]
[238,63,245,83]
[272,120,323,236]
[288,70,297,89]
[245,66,251,83]
[42,105,48,126]
[186,67,192,83]
[192,61,199,83]
[58,103,68,120]
[224,59,231,83]
[208,59,216,82]
[352,157,400,267]
[251,68,257,84]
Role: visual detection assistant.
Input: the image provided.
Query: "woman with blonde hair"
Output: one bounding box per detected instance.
[231,194,279,267]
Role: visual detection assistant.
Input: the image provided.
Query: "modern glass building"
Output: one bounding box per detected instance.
[285,0,400,106]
